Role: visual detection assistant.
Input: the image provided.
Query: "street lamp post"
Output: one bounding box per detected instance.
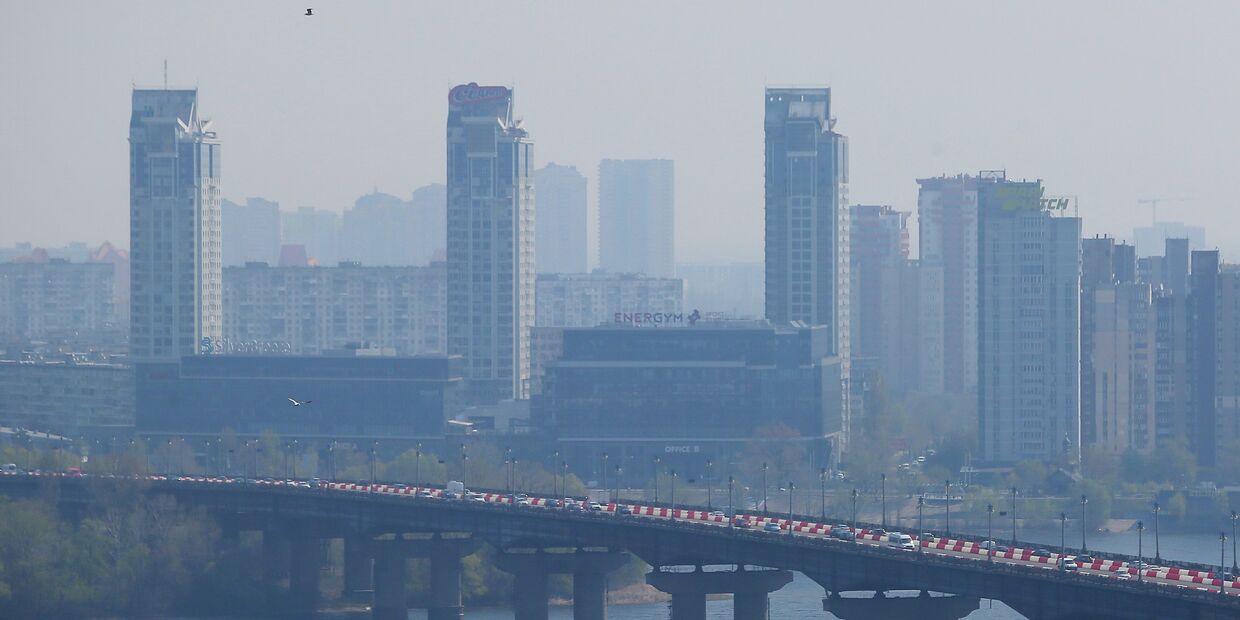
[601,453,608,502]
[1059,512,1067,568]
[415,442,422,486]
[460,443,468,499]
[1222,532,1229,595]
[753,461,763,518]
[706,458,713,511]
[787,482,795,536]
[987,503,994,563]
[1230,511,1238,572]
[653,455,660,504]
[290,440,298,479]
[1011,487,1018,545]
[850,488,858,543]
[1137,521,1145,583]
[820,468,827,521]
[881,473,887,529]
[1080,495,1089,553]
[1154,502,1162,562]
[614,465,621,504]
[917,496,925,554]
[728,476,735,524]
[945,480,951,535]
[669,470,677,520]
[369,441,378,486]
[328,441,335,482]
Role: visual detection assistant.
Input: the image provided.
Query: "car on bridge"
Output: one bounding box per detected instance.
[616,505,633,515]
[732,516,752,528]
[1032,548,1052,558]
[1059,557,1079,571]
[763,522,783,533]
[888,533,915,550]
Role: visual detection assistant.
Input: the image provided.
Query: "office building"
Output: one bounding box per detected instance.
[533,321,845,481]
[136,354,461,440]
[977,175,1081,464]
[535,272,683,328]
[0,353,133,434]
[281,207,341,266]
[1188,250,1220,469]
[533,163,588,274]
[445,83,534,403]
[1211,269,1240,475]
[598,159,675,278]
[849,205,917,394]
[222,262,446,356]
[222,198,280,266]
[128,88,222,362]
[1089,281,1156,453]
[916,174,979,395]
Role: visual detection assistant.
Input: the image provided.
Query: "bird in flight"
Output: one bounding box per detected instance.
[305,8,313,16]
[288,398,311,407]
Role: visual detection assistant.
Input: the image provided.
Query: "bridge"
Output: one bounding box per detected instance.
[1,473,1237,620]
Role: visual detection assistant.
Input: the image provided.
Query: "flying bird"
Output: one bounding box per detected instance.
[288,398,311,407]
[305,8,313,16]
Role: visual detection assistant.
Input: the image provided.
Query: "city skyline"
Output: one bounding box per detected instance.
[5,2,1240,263]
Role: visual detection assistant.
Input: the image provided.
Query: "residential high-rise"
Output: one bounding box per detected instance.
[916,174,978,395]
[598,159,674,277]
[677,262,765,318]
[128,88,221,363]
[446,83,534,403]
[340,186,445,266]
[1188,250,1220,469]
[763,87,849,452]
[533,163,588,274]
[222,197,280,266]
[849,205,916,394]
[1133,221,1205,258]
[1080,235,1116,447]
[535,272,683,328]
[280,206,340,266]
[977,176,1081,464]
[0,259,116,341]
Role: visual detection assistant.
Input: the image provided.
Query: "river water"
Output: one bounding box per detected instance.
[183,530,1228,619]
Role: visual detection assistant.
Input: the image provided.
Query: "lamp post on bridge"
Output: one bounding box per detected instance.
[850,488,858,543]
[987,503,994,563]
[1011,486,1018,545]
[820,468,827,521]
[652,455,660,504]
[1230,510,1237,572]
[753,463,763,515]
[1059,512,1067,569]
[669,469,677,521]
[1080,495,1089,553]
[880,473,887,529]
[1222,532,1229,595]
[917,495,925,554]
[1137,521,1144,583]
[1154,501,1161,562]
[728,476,735,528]
[787,482,795,536]
[614,465,621,504]
[415,442,422,486]
[602,452,609,505]
[945,480,951,536]
[705,458,713,511]
[327,441,336,482]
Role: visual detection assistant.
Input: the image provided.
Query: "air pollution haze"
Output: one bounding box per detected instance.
[3,1,1239,260]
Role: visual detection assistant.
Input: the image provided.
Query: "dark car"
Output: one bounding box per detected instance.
[1032,548,1052,558]
[616,505,633,516]
[1075,554,1095,564]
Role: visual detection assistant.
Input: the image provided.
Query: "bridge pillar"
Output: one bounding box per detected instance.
[262,528,290,593]
[372,545,407,620]
[342,535,373,602]
[646,566,792,620]
[496,548,629,620]
[287,537,321,615]
[428,543,466,620]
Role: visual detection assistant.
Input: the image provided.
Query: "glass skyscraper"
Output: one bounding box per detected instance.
[128,88,221,363]
[763,87,850,456]
[446,83,535,403]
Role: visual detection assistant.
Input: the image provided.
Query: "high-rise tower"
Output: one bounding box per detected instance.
[129,89,221,363]
[446,83,534,403]
[598,159,674,278]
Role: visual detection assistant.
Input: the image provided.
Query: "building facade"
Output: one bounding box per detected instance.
[598,159,675,278]
[848,205,917,394]
[222,262,446,356]
[136,354,461,441]
[0,260,117,341]
[763,88,850,447]
[532,322,845,481]
[676,262,764,318]
[445,83,535,403]
[916,174,979,395]
[0,354,133,434]
[977,176,1081,464]
[221,197,280,266]
[533,163,588,274]
[535,272,683,328]
[280,207,341,266]
[129,88,222,363]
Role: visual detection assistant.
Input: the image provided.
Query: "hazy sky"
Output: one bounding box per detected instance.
[3,1,1239,262]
